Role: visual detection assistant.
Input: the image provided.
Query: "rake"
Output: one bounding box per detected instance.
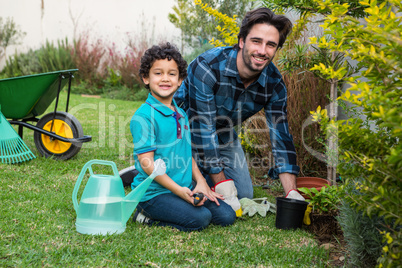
[0,106,35,164]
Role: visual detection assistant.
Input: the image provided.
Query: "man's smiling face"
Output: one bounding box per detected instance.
[238,23,280,77]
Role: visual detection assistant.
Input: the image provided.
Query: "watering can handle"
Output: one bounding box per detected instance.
[72,159,120,212]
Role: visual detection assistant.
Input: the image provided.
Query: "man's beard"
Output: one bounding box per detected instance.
[241,47,274,73]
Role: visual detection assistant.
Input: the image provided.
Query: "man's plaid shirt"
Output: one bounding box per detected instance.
[174,46,299,179]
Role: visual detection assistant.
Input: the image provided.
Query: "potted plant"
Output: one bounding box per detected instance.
[298,185,342,243]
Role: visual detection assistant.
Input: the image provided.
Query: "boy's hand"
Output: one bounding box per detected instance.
[175,187,199,205]
[191,157,223,206]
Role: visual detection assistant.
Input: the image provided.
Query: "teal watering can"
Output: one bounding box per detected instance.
[72,159,166,235]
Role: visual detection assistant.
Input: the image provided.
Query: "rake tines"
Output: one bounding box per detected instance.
[0,108,36,164]
[0,137,36,164]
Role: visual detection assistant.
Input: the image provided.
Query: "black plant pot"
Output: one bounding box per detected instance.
[275,197,308,230]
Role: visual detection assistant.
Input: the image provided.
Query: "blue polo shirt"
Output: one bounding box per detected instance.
[130,93,193,201]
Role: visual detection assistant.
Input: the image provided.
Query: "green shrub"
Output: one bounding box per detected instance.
[105,67,123,87]
[309,1,402,266]
[2,49,41,77]
[1,39,75,77]
[36,39,75,72]
[338,196,384,267]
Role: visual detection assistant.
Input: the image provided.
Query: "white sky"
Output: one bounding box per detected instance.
[0,0,181,67]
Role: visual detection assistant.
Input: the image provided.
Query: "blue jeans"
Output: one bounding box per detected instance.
[195,139,254,199]
[136,193,236,232]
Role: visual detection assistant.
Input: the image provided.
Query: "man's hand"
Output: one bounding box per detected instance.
[213,179,243,217]
[286,189,305,201]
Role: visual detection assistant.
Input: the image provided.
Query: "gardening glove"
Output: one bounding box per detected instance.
[212,179,242,217]
[254,198,276,214]
[286,189,305,201]
[286,189,312,225]
[303,204,313,225]
[239,197,276,217]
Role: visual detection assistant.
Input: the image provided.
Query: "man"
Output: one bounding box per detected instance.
[175,7,304,214]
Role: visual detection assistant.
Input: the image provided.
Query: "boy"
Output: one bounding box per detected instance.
[130,42,236,231]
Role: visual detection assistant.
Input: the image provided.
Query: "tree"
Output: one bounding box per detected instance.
[0,17,26,61]
[261,0,386,18]
[168,0,255,51]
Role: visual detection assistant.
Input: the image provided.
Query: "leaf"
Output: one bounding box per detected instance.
[311,188,320,194]
[344,90,351,99]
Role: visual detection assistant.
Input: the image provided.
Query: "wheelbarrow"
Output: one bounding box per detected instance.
[0,69,92,160]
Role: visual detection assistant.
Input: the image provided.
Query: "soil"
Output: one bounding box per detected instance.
[256,177,347,267]
[306,213,347,267]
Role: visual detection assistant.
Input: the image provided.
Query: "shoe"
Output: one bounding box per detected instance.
[119,166,139,187]
[133,210,150,224]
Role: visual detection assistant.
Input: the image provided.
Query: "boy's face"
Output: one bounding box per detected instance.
[142,59,183,105]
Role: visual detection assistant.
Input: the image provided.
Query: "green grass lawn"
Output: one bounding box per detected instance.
[0,92,330,267]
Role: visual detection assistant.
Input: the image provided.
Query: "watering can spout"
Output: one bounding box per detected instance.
[122,159,166,224]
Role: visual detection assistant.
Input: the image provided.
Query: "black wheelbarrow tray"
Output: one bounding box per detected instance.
[0,69,92,160]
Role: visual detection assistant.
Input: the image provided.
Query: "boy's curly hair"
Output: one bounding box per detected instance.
[139,42,188,89]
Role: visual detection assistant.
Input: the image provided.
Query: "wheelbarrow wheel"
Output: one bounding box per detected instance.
[34,111,84,160]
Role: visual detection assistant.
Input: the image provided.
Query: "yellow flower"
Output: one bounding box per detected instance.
[383,246,389,253]
[385,232,393,244]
